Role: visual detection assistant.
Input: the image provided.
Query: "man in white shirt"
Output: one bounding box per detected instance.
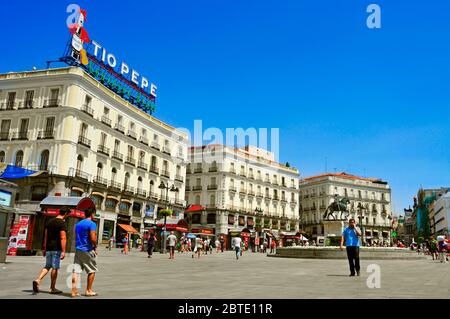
[166,231,177,260]
[232,236,242,260]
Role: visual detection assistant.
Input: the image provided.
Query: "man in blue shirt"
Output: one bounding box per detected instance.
[340,218,362,277]
[71,208,98,297]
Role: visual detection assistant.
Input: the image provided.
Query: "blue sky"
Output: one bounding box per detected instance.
[1,0,449,214]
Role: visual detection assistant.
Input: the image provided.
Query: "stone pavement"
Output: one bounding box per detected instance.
[0,248,449,299]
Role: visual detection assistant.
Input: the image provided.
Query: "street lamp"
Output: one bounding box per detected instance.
[357,203,366,246]
[158,181,179,254]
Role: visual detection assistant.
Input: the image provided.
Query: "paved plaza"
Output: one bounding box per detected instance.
[1,248,449,299]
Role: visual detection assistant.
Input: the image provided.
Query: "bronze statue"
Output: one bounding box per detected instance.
[323,196,350,221]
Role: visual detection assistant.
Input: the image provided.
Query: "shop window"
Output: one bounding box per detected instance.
[119,202,131,213]
[228,215,235,225]
[70,189,83,197]
[239,216,245,226]
[90,195,103,208]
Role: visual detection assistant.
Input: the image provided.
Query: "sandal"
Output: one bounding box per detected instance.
[85,292,98,297]
[50,289,63,294]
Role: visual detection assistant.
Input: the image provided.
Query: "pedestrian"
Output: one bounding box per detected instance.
[430,236,438,260]
[270,240,276,254]
[192,236,202,259]
[167,231,177,260]
[71,207,98,297]
[220,236,225,253]
[215,238,221,253]
[108,235,115,251]
[232,236,242,260]
[340,218,362,277]
[147,232,156,258]
[121,234,129,254]
[32,206,70,294]
[437,235,448,263]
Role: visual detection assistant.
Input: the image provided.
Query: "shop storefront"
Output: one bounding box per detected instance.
[1,180,17,262]
[155,218,189,251]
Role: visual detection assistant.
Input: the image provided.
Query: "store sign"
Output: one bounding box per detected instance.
[65,6,157,114]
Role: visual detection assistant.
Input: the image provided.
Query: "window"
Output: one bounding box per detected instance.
[45,117,55,135]
[0,151,4,163]
[210,195,216,206]
[25,90,34,107]
[103,107,109,116]
[84,95,92,106]
[76,155,83,171]
[79,123,88,137]
[139,151,145,162]
[117,115,123,125]
[129,122,135,132]
[39,150,49,171]
[194,196,200,205]
[114,139,120,152]
[192,213,201,224]
[31,185,48,201]
[207,213,216,224]
[1,120,11,140]
[15,150,24,167]
[19,118,29,133]
[111,168,117,181]
[138,176,143,190]
[124,172,130,188]
[7,92,16,105]
[91,195,103,208]
[100,133,107,147]
[163,160,169,172]
[50,89,59,100]
[151,156,157,168]
[127,145,134,158]
[105,198,117,211]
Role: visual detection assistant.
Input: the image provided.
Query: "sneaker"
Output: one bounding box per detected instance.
[349,273,356,277]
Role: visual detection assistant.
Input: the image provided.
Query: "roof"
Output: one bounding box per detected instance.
[302,172,385,183]
[40,196,96,210]
[185,205,205,213]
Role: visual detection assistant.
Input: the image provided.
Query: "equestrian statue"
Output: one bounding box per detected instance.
[323,195,351,221]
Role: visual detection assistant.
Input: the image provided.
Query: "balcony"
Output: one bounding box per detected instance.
[137,188,147,197]
[162,146,171,155]
[265,195,272,200]
[78,135,91,148]
[175,174,184,182]
[125,156,136,166]
[249,174,255,180]
[101,116,112,127]
[149,166,159,175]
[20,100,34,109]
[151,142,160,151]
[0,132,10,141]
[272,181,279,186]
[161,170,170,178]
[11,131,29,140]
[114,123,125,134]
[239,189,247,194]
[281,198,288,203]
[248,191,255,197]
[209,166,218,173]
[139,136,149,145]
[37,130,55,140]
[194,168,203,174]
[192,185,203,191]
[109,181,122,191]
[264,178,271,184]
[127,130,137,140]
[93,176,108,186]
[97,144,110,156]
[175,199,185,206]
[256,193,263,198]
[137,161,148,171]
[185,186,191,191]
[43,99,60,108]
[290,200,298,205]
[229,186,237,193]
[148,191,159,200]
[1,101,16,110]
[207,185,218,190]
[229,168,236,174]
[71,169,89,180]
[123,185,135,194]
[273,196,279,202]
[239,172,246,177]
[176,152,184,160]
[81,104,94,117]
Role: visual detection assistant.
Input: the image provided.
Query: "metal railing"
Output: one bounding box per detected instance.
[1,101,16,110]
[151,142,160,150]
[123,185,135,194]
[207,185,218,190]
[109,181,122,190]
[150,166,159,174]
[127,130,137,140]
[192,185,203,191]
[78,135,91,148]
[137,188,147,197]
[37,130,55,139]
[70,168,90,180]
[81,104,94,117]
[0,132,10,141]
[161,170,170,178]
[139,136,149,145]
[229,186,237,192]
[93,176,108,186]
[112,151,123,161]
[97,144,110,156]
[162,146,171,155]
[175,174,184,182]
[101,116,112,126]
[114,123,125,133]
[43,99,60,108]
[137,161,148,170]
[209,167,218,172]
[125,156,136,166]
[21,100,34,109]
[11,131,29,140]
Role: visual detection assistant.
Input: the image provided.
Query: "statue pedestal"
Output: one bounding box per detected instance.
[323,220,345,238]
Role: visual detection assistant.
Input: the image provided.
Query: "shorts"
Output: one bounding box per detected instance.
[169,246,175,253]
[73,250,98,274]
[45,251,62,270]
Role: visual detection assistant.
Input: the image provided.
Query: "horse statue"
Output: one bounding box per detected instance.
[323,197,351,221]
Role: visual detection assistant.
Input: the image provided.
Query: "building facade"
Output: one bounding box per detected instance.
[0,67,188,247]
[185,145,300,248]
[299,172,393,245]
[429,192,450,237]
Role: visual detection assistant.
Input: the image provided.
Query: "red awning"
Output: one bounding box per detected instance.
[185,205,205,213]
[118,224,139,234]
[156,219,189,233]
